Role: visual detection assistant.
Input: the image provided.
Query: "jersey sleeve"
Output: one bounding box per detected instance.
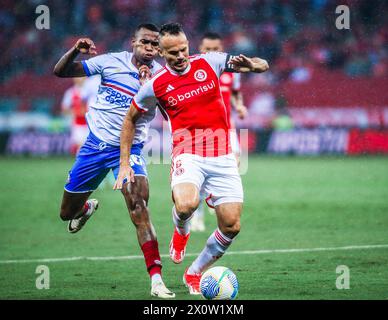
[132,80,157,113]
[202,52,239,76]
[81,54,109,76]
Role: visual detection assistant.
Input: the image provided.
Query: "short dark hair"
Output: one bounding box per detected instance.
[201,32,222,41]
[159,23,184,37]
[135,23,159,35]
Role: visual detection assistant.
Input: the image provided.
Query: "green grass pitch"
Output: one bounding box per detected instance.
[0,155,387,300]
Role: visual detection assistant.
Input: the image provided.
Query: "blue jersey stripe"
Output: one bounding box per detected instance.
[102,79,138,93]
[81,61,91,77]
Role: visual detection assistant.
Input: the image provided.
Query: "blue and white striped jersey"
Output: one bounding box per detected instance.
[81,51,162,146]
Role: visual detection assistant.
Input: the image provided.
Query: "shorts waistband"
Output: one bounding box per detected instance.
[86,131,144,153]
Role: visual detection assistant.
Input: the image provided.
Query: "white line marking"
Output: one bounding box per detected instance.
[1,244,387,265]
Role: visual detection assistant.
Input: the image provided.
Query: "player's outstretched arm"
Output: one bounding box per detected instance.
[53,38,97,77]
[229,54,269,73]
[113,104,142,190]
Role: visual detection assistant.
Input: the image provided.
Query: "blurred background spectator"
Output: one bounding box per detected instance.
[1,0,386,85]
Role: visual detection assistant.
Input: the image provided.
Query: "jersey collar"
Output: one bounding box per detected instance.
[166,62,191,76]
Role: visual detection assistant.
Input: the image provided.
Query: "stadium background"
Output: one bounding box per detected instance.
[0,0,387,300]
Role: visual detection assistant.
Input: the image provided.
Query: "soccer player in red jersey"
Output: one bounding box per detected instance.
[61,77,99,155]
[114,23,269,295]
[199,32,248,156]
[191,32,249,232]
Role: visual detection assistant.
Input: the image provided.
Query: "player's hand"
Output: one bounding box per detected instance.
[139,65,152,85]
[113,165,134,190]
[236,104,248,119]
[229,54,254,72]
[230,54,268,73]
[74,38,97,55]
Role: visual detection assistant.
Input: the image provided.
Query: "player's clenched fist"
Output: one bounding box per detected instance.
[74,38,97,55]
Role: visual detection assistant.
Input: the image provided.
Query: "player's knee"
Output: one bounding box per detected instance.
[220,220,241,237]
[175,199,198,219]
[128,194,148,215]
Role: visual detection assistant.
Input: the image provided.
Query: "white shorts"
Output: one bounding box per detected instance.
[230,129,240,155]
[170,153,244,207]
[71,124,89,146]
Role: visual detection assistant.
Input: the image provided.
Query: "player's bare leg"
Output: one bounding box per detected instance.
[184,202,242,294]
[121,176,175,299]
[60,190,91,220]
[60,190,99,233]
[121,177,155,245]
[215,202,242,238]
[169,183,200,264]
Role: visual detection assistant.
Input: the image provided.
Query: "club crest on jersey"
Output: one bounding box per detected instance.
[194,69,207,82]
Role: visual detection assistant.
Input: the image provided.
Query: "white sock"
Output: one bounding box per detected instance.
[172,206,193,236]
[151,273,162,285]
[188,228,233,274]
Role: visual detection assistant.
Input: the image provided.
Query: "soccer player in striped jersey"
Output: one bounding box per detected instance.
[115,23,269,295]
[53,24,175,298]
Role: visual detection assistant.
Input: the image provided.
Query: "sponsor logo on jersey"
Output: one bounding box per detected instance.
[99,86,133,107]
[167,80,215,106]
[168,96,178,106]
[194,69,207,82]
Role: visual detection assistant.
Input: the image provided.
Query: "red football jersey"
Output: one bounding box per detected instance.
[219,72,241,124]
[62,87,87,125]
[133,52,237,157]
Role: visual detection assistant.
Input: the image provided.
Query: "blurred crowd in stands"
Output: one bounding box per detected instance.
[0,0,387,132]
[1,0,387,84]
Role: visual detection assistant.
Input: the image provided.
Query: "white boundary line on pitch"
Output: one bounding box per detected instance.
[1,244,388,265]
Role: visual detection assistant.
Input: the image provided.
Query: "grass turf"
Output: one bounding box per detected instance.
[0,156,387,300]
